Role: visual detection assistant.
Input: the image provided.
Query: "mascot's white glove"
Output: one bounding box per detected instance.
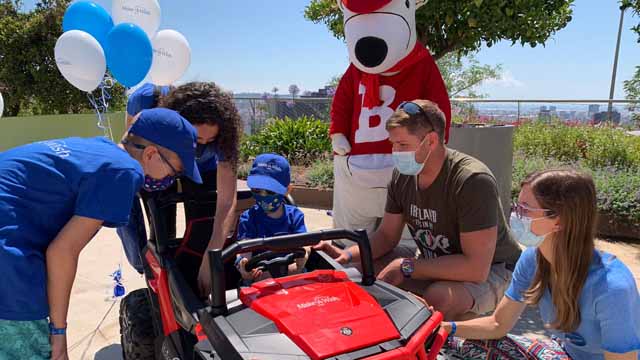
[331,134,352,156]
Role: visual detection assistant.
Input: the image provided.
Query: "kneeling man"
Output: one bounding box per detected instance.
[333,100,521,320]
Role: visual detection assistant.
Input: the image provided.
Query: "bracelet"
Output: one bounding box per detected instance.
[345,250,353,263]
[449,321,457,337]
[49,323,67,336]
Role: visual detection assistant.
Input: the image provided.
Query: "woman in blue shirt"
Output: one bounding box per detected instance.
[443,169,640,360]
[160,82,241,295]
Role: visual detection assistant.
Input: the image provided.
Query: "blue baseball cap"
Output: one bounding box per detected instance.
[127,83,173,116]
[128,108,202,184]
[247,154,291,195]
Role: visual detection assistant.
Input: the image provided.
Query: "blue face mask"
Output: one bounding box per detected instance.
[509,213,546,247]
[253,193,285,213]
[392,150,430,176]
[142,175,175,192]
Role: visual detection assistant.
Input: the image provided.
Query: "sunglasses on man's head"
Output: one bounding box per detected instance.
[398,101,428,118]
[251,189,277,197]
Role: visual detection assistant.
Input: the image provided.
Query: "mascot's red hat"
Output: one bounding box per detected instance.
[341,0,392,13]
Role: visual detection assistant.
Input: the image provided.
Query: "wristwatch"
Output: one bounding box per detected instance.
[400,258,415,278]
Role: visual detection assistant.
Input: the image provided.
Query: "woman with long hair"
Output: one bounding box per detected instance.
[443,169,640,360]
[160,82,241,293]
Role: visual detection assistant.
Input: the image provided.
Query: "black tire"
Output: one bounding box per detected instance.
[120,289,156,360]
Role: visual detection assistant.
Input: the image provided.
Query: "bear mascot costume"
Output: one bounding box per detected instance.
[330,0,452,235]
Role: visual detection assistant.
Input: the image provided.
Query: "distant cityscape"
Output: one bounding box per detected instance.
[467,103,634,125]
[231,87,639,132]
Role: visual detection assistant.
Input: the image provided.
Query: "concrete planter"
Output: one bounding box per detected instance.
[448,124,516,220]
[598,213,640,241]
[290,186,333,210]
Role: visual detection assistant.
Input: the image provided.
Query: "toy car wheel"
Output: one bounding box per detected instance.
[120,289,156,360]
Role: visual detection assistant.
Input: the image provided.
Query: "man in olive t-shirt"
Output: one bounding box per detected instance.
[332,100,521,320]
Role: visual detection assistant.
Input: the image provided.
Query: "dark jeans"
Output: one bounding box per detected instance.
[117,170,218,273]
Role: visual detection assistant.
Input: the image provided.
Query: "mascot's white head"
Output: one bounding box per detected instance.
[339,0,427,74]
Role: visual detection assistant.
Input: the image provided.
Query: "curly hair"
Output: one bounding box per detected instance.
[159,82,241,170]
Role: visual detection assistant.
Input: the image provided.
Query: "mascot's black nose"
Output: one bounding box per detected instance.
[355,37,388,68]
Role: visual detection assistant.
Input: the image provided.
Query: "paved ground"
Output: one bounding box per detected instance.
[68,207,639,360]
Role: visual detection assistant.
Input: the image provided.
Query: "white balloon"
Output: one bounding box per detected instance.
[112,0,161,40]
[55,30,106,93]
[0,91,4,119]
[148,30,191,86]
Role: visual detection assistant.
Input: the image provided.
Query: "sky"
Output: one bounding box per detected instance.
[21,0,640,100]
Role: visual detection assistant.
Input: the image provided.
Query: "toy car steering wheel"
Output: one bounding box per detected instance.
[244,248,307,278]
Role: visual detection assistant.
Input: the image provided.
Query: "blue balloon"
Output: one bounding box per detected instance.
[62,1,113,49]
[105,23,153,88]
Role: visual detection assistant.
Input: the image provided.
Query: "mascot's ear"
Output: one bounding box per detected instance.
[416,0,427,9]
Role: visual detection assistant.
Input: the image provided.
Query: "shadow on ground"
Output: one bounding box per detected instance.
[94,344,122,360]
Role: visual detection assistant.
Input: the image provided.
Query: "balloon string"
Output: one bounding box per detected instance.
[87,76,115,141]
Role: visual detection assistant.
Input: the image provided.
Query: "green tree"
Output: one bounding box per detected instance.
[437,53,501,98]
[305,0,574,60]
[622,0,640,127]
[0,0,126,116]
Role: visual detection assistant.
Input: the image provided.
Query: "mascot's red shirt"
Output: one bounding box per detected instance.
[330,49,451,156]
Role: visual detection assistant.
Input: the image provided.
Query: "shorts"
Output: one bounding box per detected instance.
[374,245,513,315]
[0,319,50,360]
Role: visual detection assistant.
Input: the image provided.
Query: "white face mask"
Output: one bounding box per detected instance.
[392,150,429,175]
[509,213,556,248]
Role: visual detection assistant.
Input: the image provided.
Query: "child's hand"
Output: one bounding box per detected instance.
[238,257,263,281]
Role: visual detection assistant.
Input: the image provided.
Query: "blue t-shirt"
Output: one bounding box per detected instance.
[126,83,172,117]
[505,247,640,359]
[237,204,307,244]
[0,137,144,321]
[197,140,226,173]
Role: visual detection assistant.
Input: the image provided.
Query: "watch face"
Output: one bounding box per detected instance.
[401,259,414,276]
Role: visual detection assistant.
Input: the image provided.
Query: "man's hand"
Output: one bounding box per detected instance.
[376,258,404,286]
[313,241,350,263]
[331,134,351,156]
[50,334,68,360]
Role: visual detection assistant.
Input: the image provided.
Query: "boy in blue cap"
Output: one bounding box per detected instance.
[235,154,309,282]
[0,108,201,360]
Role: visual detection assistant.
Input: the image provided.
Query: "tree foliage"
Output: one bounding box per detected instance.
[305,0,574,60]
[437,53,502,98]
[621,0,640,127]
[0,0,125,116]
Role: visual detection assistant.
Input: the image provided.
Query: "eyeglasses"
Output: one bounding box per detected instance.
[512,201,555,220]
[251,189,277,197]
[123,140,182,177]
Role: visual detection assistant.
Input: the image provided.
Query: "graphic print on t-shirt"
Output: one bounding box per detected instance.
[409,203,452,259]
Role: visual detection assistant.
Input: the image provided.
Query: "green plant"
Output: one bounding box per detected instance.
[513,122,640,169]
[306,158,334,189]
[512,153,640,226]
[240,116,331,166]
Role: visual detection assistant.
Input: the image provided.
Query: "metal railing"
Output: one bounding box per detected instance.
[232,96,640,134]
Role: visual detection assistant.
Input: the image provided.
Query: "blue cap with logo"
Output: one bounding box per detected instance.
[247,153,291,195]
[127,83,173,116]
[128,108,202,184]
